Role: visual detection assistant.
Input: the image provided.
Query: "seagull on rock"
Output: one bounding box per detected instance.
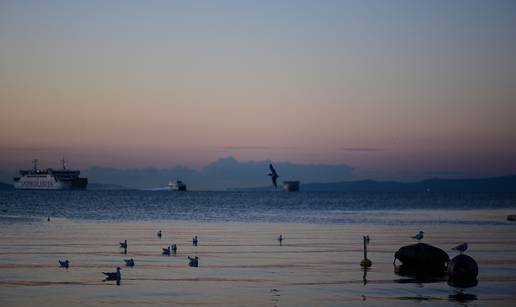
[452,242,468,254]
[412,231,424,241]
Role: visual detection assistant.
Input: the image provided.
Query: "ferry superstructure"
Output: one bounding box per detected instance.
[13,159,88,190]
[168,180,187,191]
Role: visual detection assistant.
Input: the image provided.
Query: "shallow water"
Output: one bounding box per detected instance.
[1,191,516,306]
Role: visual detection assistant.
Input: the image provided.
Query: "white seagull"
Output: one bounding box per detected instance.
[452,242,468,254]
[412,231,424,241]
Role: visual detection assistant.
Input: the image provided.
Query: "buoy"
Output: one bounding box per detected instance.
[360,236,372,268]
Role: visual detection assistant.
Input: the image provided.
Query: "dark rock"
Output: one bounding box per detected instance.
[507,214,516,221]
[394,243,449,269]
[448,254,478,284]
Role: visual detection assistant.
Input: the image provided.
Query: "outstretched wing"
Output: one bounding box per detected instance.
[269,164,278,177]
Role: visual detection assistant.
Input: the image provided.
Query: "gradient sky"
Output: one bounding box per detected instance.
[1,0,516,180]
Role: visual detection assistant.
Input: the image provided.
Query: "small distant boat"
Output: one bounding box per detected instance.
[168,180,187,191]
[283,181,300,192]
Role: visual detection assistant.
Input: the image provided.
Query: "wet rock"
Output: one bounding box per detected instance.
[448,254,478,284]
[394,243,449,269]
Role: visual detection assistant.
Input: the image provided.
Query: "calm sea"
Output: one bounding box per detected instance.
[1,191,516,306]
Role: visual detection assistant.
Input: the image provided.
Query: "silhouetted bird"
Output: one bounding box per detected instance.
[188,256,199,267]
[412,231,424,241]
[124,258,135,267]
[103,267,121,281]
[171,244,177,253]
[193,235,198,246]
[59,260,69,268]
[268,164,279,188]
[452,242,468,254]
[157,230,162,238]
[162,246,171,255]
[277,234,283,245]
[119,240,128,249]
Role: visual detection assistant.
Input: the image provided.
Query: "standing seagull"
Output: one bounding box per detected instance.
[157,230,162,239]
[268,164,279,189]
[452,242,468,254]
[412,231,424,241]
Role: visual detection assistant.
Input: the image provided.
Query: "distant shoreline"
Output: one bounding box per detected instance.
[1,174,516,193]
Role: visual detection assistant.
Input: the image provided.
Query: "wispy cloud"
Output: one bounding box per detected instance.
[0,146,47,152]
[223,146,271,150]
[340,147,386,152]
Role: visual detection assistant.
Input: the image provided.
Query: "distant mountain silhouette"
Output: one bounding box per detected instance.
[80,157,353,190]
[231,175,516,193]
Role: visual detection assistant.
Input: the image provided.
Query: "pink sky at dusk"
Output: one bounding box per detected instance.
[1,1,516,180]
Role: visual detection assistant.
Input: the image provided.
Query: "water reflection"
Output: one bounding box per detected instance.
[448,291,477,304]
[393,264,447,284]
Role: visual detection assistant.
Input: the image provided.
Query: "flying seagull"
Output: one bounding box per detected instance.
[452,242,468,254]
[268,164,279,188]
[412,231,424,241]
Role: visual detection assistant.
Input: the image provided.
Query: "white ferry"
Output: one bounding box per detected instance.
[13,159,88,190]
[168,180,187,191]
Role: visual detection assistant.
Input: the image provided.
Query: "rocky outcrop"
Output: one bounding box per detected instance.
[394,243,449,269]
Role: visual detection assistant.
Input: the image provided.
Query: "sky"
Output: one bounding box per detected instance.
[1,0,516,181]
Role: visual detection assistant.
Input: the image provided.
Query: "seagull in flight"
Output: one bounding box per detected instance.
[268,164,279,188]
[412,231,424,241]
[452,242,468,254]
